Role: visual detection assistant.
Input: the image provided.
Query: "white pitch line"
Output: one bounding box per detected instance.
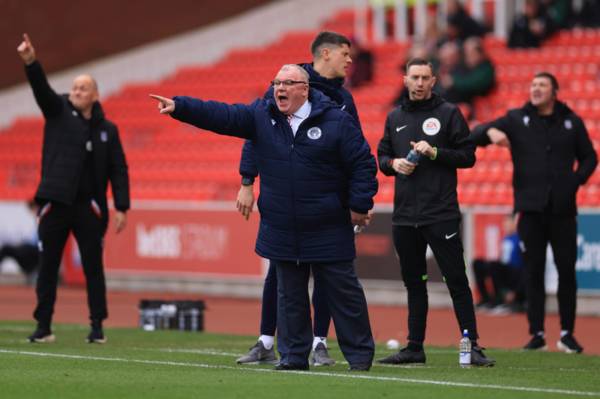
[147,347,433,369]
[156,348,244,357]
[0,349,599,397]
[146,347,597,373]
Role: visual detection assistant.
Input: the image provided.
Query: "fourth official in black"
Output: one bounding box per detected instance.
[377,58,494,367]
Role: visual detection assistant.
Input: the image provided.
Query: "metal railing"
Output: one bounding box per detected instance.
[354,0,517,43]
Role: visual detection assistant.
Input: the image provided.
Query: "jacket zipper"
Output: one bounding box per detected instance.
[287,116,301,265]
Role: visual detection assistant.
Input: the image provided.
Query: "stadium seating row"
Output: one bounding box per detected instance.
[1,9,599,206]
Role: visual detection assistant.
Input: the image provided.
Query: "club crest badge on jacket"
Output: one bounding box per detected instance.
[307,127,322,140]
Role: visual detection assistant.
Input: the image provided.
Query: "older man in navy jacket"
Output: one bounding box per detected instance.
[151,64,377,371]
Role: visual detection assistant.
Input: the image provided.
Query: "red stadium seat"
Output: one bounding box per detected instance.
[1,11,599,207]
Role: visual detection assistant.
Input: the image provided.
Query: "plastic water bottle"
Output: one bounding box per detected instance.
[459,329,471,367]
[406,149,421,165]
[400,149,421,180]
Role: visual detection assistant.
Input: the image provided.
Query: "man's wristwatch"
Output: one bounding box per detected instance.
[241,176,255,186]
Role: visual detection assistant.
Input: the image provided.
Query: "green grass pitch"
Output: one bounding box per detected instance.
[1,321,599,399]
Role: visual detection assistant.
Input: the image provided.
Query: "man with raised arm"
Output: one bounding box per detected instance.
[18,34,130,344]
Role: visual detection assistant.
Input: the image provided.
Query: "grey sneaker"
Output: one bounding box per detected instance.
[236,341,278,364]
[311,342,336,366]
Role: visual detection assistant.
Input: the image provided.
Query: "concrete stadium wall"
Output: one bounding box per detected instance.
[1,0,272,90]
[0,0,356,127]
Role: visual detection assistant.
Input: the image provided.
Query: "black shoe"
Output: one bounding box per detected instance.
[471,345,495,367]
[377,347,426,365]
[87,327,107,344]
[348,363,371,371]
[274,363,309,371]
[557,334,583,354]
[28,326,55,343]
[523,335,547,351]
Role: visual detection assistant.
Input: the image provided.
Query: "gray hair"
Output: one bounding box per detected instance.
[280,64,309,83]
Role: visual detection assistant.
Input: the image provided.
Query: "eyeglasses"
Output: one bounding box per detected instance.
[271,79,308,87]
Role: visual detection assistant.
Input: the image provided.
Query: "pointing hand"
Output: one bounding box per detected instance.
[149,94,175,114]
[17,33,36,65]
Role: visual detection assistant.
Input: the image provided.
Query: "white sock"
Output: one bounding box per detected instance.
[560,330,570,338]
[258,335,274,350]
[312,336,326,350]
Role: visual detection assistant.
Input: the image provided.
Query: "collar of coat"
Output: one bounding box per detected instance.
[301,63,346,106]
[399,91,444,111]
[523,99,573,119]
[62,94,105,124]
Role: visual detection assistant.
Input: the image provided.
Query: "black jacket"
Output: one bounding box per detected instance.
[25,61,130,216]
[471,101,597,215]
[378,93,475,226]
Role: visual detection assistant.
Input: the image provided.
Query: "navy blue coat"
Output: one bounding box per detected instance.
[239,63,362,182]
[171,89,377,262]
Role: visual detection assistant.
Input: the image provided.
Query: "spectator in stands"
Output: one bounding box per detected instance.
[151,63,377,371]
[445,0,487,42]
[471,72,597,353]
[439,37,496,105]
[436,41,462,79]
[575,0,600,27]
[17,34,130,344]
[542,0,574,29]
[235,31,362,368]
[473,214,525,313]
[422,16,444,55]
[0,199,39,285]
[347,38,374,88]
[508,0,557,48]
[376,58,494,367]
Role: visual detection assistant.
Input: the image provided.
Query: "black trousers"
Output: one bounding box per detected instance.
[260,261,331,338]
[274,259,374,367]
[34,201,108,327]
[393,219,479,343]
[517,212,577,335]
